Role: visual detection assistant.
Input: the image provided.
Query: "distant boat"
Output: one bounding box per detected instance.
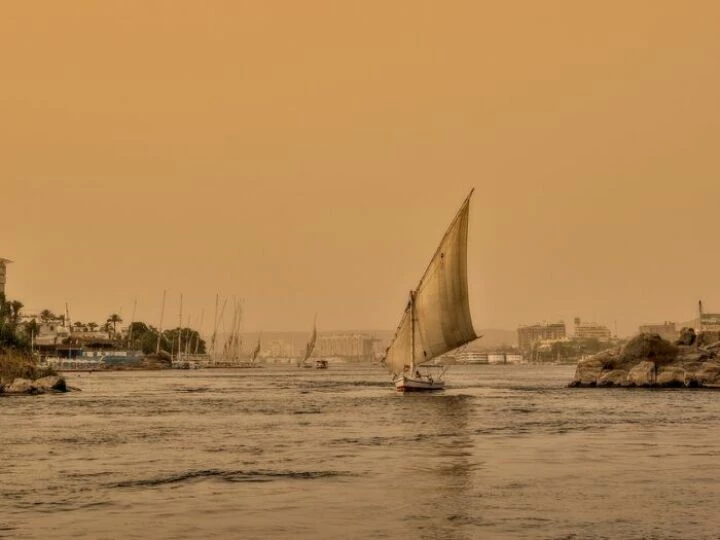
[249,336,261,364]
[298,318,317,368]
[382,189,477,391]
[314,359,328,369]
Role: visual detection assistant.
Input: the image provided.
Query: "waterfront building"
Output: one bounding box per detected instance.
[449,351,489,364]
[505,353,524,364]
[517,322,566,351]
[314,333,376,361]
[574,319,612,342]
[488,353,506,364]
[34,320,72,347]
[0,258,11,295]
[638,322,678,342]
[696,300,720,332]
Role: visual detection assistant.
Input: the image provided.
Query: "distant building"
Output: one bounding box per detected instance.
[517,322,566,350]
[449,350,489,364]
[638,322,678,342]
[691,300,720,332]
[574,318,612,342]
[0,258,11,295]
[678,300,720,333]
[33,321,72,348]
[315,333,376,360]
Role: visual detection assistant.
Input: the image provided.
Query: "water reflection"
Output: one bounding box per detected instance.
[392,394,477,540]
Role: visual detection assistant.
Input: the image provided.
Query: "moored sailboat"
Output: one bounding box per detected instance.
[382,190,477,391]
[298,318,317,368]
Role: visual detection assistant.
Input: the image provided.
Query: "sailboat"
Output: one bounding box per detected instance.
[382,189,477,391]
[249,336,261,364]
[299,319,317,368]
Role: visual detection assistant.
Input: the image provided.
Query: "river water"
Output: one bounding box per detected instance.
[2,364,720,539]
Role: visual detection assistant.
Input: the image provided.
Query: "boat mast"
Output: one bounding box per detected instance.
[156,290,166,355]
[175,293,183,361]
[410,290,416,373]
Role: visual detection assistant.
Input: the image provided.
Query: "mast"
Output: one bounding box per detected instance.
[194,308,205,354]
[210,293,219,363]
[177,293,183,361]
[185,315,192,355]
[410,291,416,372]
[156,290,166,355]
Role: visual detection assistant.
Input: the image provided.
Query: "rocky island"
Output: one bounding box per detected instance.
[0,352,71,395]
[570,329,720,388]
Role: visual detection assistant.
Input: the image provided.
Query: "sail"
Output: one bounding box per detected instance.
[250,337,261,362]
[305,325,317,360]
[301,321,317,364]
[383,190,477,375]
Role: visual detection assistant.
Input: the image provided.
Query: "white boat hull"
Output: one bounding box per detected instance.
[394,373,445,392]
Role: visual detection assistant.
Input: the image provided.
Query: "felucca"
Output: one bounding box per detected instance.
[298,318,317,368]
[382,190,477,391]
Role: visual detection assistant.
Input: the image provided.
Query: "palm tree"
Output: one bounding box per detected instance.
[39,309,56,323]
[73,321,85,332]
[10,300,23,324]
[87,322,99,332]
[107,313,123,335]
[24,319,39,347]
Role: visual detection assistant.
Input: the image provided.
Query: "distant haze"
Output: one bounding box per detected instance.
[2,3,720,337]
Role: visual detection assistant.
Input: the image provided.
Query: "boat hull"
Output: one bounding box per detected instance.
[394,374,445,392]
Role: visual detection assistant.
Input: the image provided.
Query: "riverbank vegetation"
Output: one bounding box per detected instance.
[0,351,56,385]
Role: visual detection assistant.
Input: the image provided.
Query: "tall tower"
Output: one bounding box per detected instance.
[0,258,11,296]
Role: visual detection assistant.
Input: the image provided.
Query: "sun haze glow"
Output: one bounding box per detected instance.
[2,1,720,335]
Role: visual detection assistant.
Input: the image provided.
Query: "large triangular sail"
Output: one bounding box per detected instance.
[299,319,317,366]
[383,190,477,376]
[250,336,261,363]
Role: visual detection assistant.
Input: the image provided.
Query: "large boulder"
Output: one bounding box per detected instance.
[627,361,657,386]
[6,378,39,394]
[572,358,605,387]
[597,369,628,387]
[3,375,69,395]
[34,375,68,392]
[655,366,686,387]
[691,362,720,388]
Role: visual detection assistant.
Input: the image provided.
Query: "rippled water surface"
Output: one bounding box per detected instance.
[3,364,720,539]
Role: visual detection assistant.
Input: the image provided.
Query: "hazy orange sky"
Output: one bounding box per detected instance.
[2,1,720,336]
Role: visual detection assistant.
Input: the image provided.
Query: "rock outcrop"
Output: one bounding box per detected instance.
[570,333,720,388]
[1,375,70,395]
